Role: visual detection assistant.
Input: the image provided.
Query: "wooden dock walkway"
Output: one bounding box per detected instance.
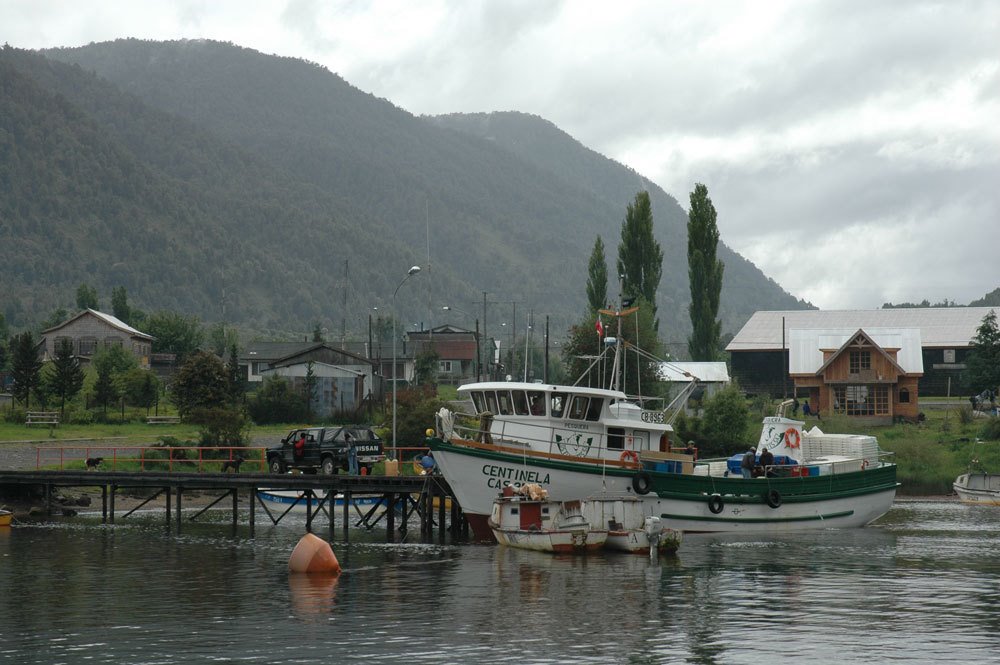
[0,470,464,539]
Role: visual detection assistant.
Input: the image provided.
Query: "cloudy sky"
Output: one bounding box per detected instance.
[5,0,998,309]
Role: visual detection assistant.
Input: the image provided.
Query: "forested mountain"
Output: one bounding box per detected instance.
[3,39,808,351]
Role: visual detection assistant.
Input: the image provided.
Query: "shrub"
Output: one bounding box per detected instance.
[956,406,974,427]
[980,417,1000,441]
[189,407,250,447]
[247,375,308,424]
[700,385,752,457]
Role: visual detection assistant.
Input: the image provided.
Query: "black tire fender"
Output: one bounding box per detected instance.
[765,488,782,509]
[632,471,652,495]
[708,494,724,514]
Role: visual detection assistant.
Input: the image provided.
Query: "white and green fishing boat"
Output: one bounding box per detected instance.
[428,307,898,541]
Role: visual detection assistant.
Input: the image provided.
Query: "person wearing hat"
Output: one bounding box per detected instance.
[759,446,775,477]
[740,447,756,479]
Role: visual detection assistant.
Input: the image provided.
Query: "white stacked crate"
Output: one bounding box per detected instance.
[802,433,880,469]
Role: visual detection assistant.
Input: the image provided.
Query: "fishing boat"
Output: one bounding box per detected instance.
[0,509,12,527]
[428,304,898,541]
[582,495,681,555]
[489,485,607,553]
[953,471,1000,505]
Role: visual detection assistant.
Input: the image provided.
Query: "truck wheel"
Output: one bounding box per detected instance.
[269,457,286,474]
[321,457,337,476]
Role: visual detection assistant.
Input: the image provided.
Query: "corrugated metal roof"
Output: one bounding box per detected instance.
[657,361,731,383]
[727,307,999,351]
[88,309,152,339]
[788,328,924,374]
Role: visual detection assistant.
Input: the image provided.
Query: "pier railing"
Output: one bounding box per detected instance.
[36,446,266,473]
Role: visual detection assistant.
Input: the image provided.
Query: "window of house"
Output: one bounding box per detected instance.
[79,337,97,355]
[833,384,888,416]
[438,360,453,373]
[943,349,955,363]
[849,350,871,374]
[55,337,74,354]
[899,388,910,404]
[105,337,123,349]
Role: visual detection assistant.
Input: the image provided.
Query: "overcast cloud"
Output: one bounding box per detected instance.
[4,0,998,309]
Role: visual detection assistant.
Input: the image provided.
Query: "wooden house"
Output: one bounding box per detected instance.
[790,328,923,424]
[40,309,153,369]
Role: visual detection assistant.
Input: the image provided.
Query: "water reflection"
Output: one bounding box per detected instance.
[1,503,999,664]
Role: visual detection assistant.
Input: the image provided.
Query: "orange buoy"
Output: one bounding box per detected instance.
[288,533,341,574]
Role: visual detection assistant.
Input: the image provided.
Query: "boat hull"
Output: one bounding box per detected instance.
[953,473,1000,505]
[490,525,608,553]
[431,438,898,539]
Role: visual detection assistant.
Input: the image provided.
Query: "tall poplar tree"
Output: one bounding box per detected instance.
[687,183,725,361]
[111,286,130,323]
[586,236,608,312]
[76,283,99,310]
[967,310,1000,392]
[616,191,663,327]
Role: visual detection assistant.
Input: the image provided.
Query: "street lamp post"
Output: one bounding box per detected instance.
[392,266,421,461]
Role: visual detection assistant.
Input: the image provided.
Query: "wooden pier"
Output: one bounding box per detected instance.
[0,470,465,539]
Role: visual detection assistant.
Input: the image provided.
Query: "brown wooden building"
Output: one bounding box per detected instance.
[40,309,153,369]
[790,328,922,424]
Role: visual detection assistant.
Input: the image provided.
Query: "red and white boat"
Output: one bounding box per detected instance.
[489,486,607,554]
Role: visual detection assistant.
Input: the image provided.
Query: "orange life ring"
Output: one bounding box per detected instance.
[620,450,640,464]
[785,428,801,449]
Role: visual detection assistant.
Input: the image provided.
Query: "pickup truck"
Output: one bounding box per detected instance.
[266,426,385,475]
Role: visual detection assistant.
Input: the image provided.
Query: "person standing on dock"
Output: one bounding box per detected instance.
[346,431,359,475]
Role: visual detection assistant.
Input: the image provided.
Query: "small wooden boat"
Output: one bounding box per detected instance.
[488,485,607,553]
[953,471,1000,505]
[0,509,12,527]
[582,495,682,555]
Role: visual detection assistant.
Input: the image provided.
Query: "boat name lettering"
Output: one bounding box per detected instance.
[640,411,664,424]
[482,464,551,489]
[564,423,589,430]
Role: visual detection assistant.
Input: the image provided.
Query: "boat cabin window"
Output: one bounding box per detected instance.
[586,398,603,421]
[569,396,589,420]
[511,390,529,415]
[484,391,499,416]
[528,391,546,416]
[550,392,567,418]
[471,391,485,415]
[496,391,513,415]
[607,427,625,450]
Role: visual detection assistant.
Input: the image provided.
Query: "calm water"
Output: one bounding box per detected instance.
[1,501,999,664]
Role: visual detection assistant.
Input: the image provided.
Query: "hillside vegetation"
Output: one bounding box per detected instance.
[3,40,809,346]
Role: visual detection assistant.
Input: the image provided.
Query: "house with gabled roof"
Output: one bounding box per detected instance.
[40,309,153,368]
[790,328,923,423]
[258,342,378,417]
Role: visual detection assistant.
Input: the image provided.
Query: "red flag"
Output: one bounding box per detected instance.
[595,317,604,337]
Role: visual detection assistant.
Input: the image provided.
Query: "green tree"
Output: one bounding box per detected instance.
[700,384,751,456]
[40,308,69,331]
[303,361,318,421]
[10,332,43,409]
[76,283,99,310]
[312,323,325,342]
[226,342,243,404]
[562,299,661,396]
[146,310,204,361]
[687,183,725,360]
[207,322,239,357]
[170,351,230,418]
[111,286,130,324]
[586,236,608,312]
[46,338,85,417]
[414,349,440,386]
[616,191,663,328]
[248,375,308,424]
[968,310,1000,392]
[120,368,160,411]
[92,362,119,415]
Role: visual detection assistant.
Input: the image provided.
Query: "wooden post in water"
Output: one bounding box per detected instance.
[342,490,350,536]
[101,485,108,523]
[249,486,256,538]
[231,489,238,528]
[109,484,115,523]
[305,491,314,532]
[165,487,171,526]
[386,492,396,536]
[438,482,446,538]
[175,487,182,531]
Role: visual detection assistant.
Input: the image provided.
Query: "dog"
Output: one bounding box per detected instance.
[220,456,245,473]
[85,457,103,470]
